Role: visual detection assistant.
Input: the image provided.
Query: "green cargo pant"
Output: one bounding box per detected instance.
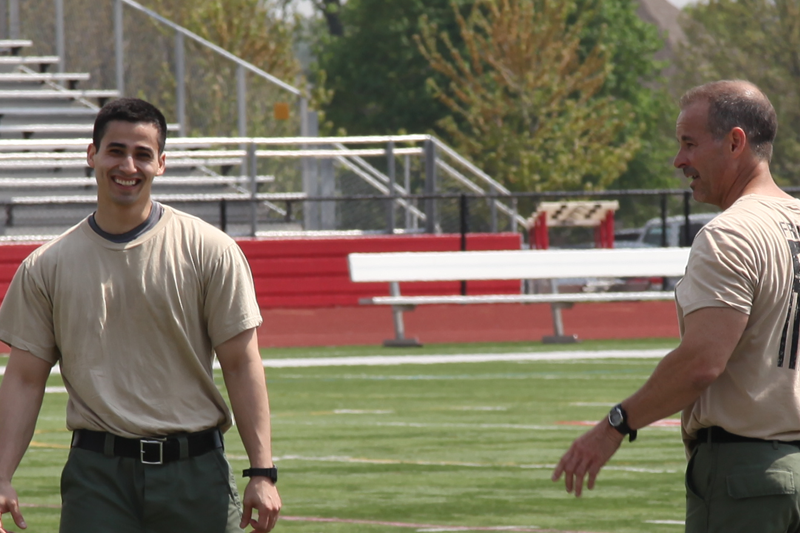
[59,446,244,533]
[686,440,800,533]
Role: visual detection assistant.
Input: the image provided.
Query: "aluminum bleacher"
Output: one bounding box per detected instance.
[0,38,270,239]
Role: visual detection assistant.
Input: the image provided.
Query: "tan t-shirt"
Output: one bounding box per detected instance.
[678,195,800,447]
[0,206,263,438]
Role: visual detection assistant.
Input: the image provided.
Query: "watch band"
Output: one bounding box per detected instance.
[608,404,638,443]
[243,466,278,483]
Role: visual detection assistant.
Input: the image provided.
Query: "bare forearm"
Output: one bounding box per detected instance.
[225,361,273,467]
[217,329,274,467]
[0,351,50,482]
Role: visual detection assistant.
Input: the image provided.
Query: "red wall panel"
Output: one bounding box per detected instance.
[0,233,521,309]
[238,233,522,308]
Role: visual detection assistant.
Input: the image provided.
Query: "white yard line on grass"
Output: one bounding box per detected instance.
[280,515,596,532]
[226,453,681,474]
[0,349,669,376]
[253,349,669,368]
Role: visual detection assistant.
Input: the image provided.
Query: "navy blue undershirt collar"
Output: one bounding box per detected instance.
[88,202,164,243]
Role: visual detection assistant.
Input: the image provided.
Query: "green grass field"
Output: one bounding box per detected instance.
[1,338,687,533]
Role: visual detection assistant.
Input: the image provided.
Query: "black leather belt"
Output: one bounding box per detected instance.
[696,426,798,445]
[71,428,223,465]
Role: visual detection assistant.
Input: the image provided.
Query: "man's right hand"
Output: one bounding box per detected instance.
[0,481,26,532]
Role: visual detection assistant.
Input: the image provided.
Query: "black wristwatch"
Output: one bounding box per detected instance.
[608,404,637,442]
[243,466,278,483]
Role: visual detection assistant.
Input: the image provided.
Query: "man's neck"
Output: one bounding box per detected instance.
[93,201,153,235]
[721,161,789,210]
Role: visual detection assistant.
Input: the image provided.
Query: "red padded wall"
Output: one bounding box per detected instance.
[238,233,522,308]
[0,233,521,309]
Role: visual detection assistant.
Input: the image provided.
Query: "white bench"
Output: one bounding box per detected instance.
[348,248,690,346]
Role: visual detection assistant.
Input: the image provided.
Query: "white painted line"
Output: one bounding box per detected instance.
[334,409,393,414]
[417,526,541,533]
[254,349,669,368]
[259,454,681,475]
[274,419,681,433]
[453,406,507,411]
[0,348,671,376]
[645,520,685,525]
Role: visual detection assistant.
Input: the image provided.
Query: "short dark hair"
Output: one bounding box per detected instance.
[92,98,168,154]
[680,80,778,161]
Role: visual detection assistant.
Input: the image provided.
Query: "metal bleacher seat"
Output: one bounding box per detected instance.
[0,39,268,238]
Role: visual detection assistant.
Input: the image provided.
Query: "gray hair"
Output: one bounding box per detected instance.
[680,80,777,161]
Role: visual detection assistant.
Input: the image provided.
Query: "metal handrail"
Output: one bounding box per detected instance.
[117,0,301,97]
[28,0,307,137]
[0,134,519,231]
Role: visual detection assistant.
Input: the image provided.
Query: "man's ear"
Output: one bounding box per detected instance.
[86,144,97,168]
[729,127,747,157]
[157,152,166,176]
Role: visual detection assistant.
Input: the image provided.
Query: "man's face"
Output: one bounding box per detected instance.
[673,101,731,207]
[87,120,165,211]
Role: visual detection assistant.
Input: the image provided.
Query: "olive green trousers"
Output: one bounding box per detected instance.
[59,447,244,533]
[686,440,800,533]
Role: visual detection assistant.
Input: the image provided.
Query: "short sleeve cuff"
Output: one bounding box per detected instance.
[211,316,263,348]
[679,298,750,317]
[0,329,59,365]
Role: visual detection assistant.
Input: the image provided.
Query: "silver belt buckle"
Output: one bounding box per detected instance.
[140,438,166,465]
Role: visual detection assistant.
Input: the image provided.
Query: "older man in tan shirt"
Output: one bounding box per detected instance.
[553,80,800,532]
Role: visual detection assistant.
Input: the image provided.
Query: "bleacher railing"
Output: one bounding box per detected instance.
[0,134,525,238]
[1,0,307,139]
[109,0,304,138]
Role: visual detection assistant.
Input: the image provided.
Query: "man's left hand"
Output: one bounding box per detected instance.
[240,477,281,532]
[551,420,624,497]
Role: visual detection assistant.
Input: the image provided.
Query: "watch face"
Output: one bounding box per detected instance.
[608,407,623,427]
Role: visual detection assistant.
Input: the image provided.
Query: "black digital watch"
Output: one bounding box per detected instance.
[242,466,278,483]
[608,404,637,442]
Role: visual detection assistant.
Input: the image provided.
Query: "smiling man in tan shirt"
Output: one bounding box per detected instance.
[0,98,280,533]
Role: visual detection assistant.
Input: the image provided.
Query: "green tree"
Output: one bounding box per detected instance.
[582,1,680,192]
[675,0,800,184]
[313,0,675,191]
[416,0,639,191]
[314,0,470,135]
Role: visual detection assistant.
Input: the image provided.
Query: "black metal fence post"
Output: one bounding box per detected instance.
[219,199,227,233]
[386,141,396,234]
[660,194,668,247]
[460,193,469,296]
[424,139,438,233]
[285,201,293,223]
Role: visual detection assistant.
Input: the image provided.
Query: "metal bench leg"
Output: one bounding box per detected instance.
[542,280,578,344]
[383,282,422,347]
